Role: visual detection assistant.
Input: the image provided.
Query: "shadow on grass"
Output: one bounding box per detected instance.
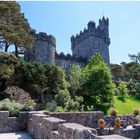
[117,96,126,102]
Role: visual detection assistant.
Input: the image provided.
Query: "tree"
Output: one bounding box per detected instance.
[67,64,83,97]
[110,64,122,82]
[129,52,140,64]
[82,53,115,104]
[127,79,137,96]
[117,81,128,99]
[0,1,34,57]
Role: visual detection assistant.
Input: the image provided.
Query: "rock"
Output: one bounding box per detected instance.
[4,86,31,104]
[58,123,97,139]
[42,117,66,130]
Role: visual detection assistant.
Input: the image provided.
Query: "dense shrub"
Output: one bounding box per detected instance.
[0,98,23,116]
[54,90,70,107]
[117,81,128,99]
[46,101,57,112]
[22,99,35,111]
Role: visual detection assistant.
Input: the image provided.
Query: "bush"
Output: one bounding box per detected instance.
[56,106,66,112]
[64,96,83,112]
[117,81,128,99]
[133,108,140,116]
[46,101,57,112]
[22,99,35,111]
[54,90,70,107]
[0,98,23,116]
[110,108,118,116]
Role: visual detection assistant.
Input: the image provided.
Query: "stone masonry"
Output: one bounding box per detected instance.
[24,17,110,68]
[0,111,140,139]
[71,16,110,65]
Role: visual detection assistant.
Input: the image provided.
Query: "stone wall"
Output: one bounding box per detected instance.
[0,111,140,139]
[25,32,56,65]
[71,17,110,65]
[45,111,104,128]
[0,111,28,133]
[27,112,98,139]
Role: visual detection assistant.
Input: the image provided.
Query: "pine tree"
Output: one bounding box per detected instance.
[0,1,34,57]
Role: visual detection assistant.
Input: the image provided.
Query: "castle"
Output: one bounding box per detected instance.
[25,17,110,68]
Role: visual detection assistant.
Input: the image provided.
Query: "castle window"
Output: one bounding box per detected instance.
[78,49,79,53]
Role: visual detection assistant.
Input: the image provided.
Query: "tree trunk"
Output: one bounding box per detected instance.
[15,44,18,57]
[5,42,9,52]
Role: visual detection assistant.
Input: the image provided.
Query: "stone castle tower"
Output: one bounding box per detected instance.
[24,32,56,64]
[25,17,110,68]
[71,16,110,65]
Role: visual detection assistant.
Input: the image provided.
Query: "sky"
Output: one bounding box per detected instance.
[17,1,140,64]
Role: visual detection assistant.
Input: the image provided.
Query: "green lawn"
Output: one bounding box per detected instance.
[108,96,140,115]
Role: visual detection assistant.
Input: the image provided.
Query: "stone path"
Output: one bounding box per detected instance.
[0,131,32,139]
[96,134,128,139]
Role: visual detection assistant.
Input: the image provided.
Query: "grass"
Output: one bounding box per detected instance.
[107,96,140,115]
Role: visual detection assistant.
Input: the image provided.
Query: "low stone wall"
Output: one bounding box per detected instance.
[0,111,28,133]
[45,111,104,128]
[27,112,98,139]
[0,111,140,139]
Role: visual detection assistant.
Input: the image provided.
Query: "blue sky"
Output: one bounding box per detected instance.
[18,1,140,64]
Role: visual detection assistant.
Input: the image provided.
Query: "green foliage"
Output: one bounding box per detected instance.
[22,99,35,111]
[129,52,140,64]
[0,1,34,56]
[82,53,115,103]
[108,96,140,115]
[110,61,140,82]
[127,79,137,96]
[127,79,140,98]
[109,108,118,116]
[0,52,17,64]
[65,97,82,112]
[45,65,68,95]
[68,64,83,97]
[117,81,128,99]
[135,82,140,99]
[46,101,57,112]
[54,90,70,107]
[56,106,66,112]
[0,98,23,116]
[133,108,140,115]
[55,90,83,112]
[40,100,46,110]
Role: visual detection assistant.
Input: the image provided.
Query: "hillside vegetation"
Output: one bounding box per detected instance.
[108,96,140,115]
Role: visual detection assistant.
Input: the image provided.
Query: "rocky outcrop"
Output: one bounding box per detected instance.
[4,86,31,104]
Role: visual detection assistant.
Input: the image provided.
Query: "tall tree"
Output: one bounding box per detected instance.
[67,64,83,97]
[82,53,115,104]
[0,1,34,57]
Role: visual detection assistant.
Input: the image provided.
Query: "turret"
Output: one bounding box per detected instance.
[87,21,96,32]
[98,16,109,37]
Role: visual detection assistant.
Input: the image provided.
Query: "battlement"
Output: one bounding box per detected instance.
[55,52,87,63]
[71,17,109,47]
[32,32,56,46]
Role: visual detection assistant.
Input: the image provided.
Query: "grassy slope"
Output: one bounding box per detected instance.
[108,96,140,115]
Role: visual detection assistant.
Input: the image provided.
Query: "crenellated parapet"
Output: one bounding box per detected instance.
[32,32,56,46]
[55,52,87,63]
[71,17,109,47]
